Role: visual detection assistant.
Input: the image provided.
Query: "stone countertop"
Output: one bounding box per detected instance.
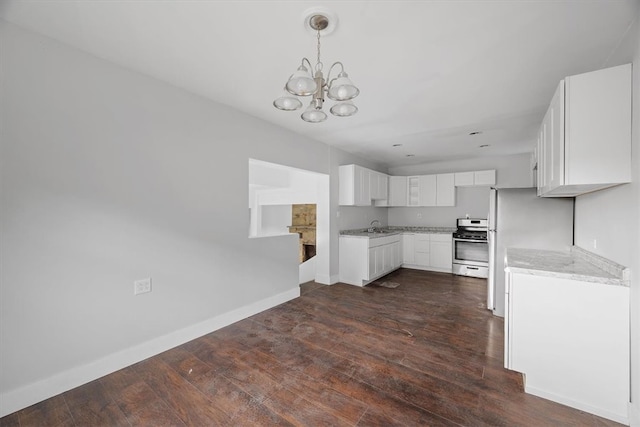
[505,247,629,287]
[340,226,456,238]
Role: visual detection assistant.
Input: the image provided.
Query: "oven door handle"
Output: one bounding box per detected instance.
[453,238,488,243]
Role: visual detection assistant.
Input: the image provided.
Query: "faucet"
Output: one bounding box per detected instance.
[368,219,381,233]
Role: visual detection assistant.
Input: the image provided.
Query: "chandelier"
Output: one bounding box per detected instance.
[273,13,360,123]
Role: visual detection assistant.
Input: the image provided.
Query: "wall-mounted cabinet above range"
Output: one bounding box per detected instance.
[536,63,632,197]
[454,170,496,187]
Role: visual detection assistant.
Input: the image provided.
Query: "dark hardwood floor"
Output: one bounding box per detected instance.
[1,269,622,426]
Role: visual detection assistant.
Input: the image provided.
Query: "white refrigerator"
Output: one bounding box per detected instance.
[488,188,574,317]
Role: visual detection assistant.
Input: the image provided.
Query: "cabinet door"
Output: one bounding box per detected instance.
[339,165,372,206]
[418,175,437,206]
[565,63,632,186]
[547,80,565,192]
[388,176,408,206]
[402,233,415,264]
[474,170,496,186]
[536,129,544,196]
[393,241,402,268]
[407,176,420,206]
[368,246,383,279]
[454,171,474,186]
[436,173,455,206]
[370,171,386,200]
[377,173,389,200]
[383,244,393,272]
[355,166,372,206]
[414,234,430,266]
[540,81,564,195]
[430,240,452,270]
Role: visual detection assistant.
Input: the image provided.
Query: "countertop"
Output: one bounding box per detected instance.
[505,247,629,287]
[340,226,456,238]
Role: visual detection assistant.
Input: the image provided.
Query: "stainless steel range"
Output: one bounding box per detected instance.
[452,218,489,278]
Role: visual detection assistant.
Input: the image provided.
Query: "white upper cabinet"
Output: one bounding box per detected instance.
[406,174,453,207]
[436,173,455,206]
[339,164,371,206]
[454,170,496,187]
[473,170,496,186]
[388,176,408,206]
[538,63,632,197]
[418,175,437,206]
[539,80,565,195]
[339,165,389,206]
[454,171,474,186]
[370,171,388,200]
[340,165,476,208]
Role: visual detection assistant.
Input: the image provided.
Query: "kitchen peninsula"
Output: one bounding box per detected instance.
[504,246,629,424]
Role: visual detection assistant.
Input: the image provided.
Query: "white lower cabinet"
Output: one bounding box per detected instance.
[402,233,415,264]
[402,233,452,273]
[339,235,402,286]
[429,234,453,269]
[413,234,430,266]
[505,270,629,423]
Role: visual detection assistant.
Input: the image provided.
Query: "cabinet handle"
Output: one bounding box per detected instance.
[467,267,479,270]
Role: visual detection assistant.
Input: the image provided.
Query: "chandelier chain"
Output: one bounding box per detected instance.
[315,29,323,72]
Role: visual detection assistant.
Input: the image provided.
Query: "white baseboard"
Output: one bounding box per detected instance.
[629,401,640,426]
[525,385,629,425]
[0,287,299,418]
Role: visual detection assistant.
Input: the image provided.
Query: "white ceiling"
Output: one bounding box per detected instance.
[1,1,637,168]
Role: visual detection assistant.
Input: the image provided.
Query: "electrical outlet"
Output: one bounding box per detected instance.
[593,239,597,249]
[417,213,422,219]
[134,278,152,295]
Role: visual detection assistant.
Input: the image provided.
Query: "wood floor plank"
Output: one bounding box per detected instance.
[14,394,73,427]
[63,379,129,426]
[135,358,230,426]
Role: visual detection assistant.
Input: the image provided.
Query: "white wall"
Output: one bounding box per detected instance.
[260,205,292,236]
[387,153,532,227]
[0,20,364,416]
[573,6,640,424]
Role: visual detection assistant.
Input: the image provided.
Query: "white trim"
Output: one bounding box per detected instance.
[315,273,339,285]
[0,287,299,417]
[629,401,640,426]
[525,385,629,425]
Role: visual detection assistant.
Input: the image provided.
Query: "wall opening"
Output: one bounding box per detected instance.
[248,159,330,284]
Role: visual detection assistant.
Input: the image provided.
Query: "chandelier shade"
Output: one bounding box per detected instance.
[327,71,360,101]
[301,103,328,123]
[273,89,303,111]
[274,12,359,123]
[285,63,317,96]
[330,100,358,117]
